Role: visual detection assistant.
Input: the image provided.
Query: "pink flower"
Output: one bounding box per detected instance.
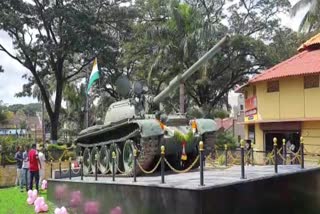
[84,201,100,214]
[110,206,122,214]
[55,185,67,201]
[55,206,68,214]
[41,180,48,190]
[69,191,82,208]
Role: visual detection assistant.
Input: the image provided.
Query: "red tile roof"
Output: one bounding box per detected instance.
[249,49,320,83]
[235,33,320,91]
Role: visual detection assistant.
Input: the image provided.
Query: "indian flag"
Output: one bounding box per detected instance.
[87,58,100,94]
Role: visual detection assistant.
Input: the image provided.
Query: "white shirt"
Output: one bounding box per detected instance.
[22,151,29,169]
[38,151,46,170]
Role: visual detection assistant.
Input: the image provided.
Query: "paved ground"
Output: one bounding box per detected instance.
[57,165,318,190]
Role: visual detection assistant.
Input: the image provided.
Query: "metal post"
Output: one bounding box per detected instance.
[240,140,246,179]
[282,139,286,165]
[112,151,116,182]
[133,149,137,182]
[69,158,72,180]
[224,144,228,167]
[251,146,254,166]
[95,153,98,181]
[300,137,304,169]
[80,156,83,181]
[273,138,278,173]
[200,141,204,186]
[161,146,165,184]
[50,160,53,179]
[59,159,62,179]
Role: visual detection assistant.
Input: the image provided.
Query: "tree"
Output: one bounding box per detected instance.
[121,0,291,116]
[290,0,320,32]
[268,27,305,63]
[7,103,41,117]
[62,82,87,132]
[228,0,291,39]
[0,101,14,125]
[0,0,135,143]
[0,101,8,124]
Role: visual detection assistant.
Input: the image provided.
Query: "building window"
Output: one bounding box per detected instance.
[267,80,279,93]
[240,104,244,111]
[304,75,319,89]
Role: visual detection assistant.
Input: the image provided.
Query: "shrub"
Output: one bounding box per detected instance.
[46,144,76,161]
[212,109,229,119]
[215,132,238,150]
[186,107,204,119]
[0,136,34,153]
[64,151,76,160]
[217,154,226,165]
[0,136,34,165]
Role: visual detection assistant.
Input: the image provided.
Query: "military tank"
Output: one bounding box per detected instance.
[76,35,230,176]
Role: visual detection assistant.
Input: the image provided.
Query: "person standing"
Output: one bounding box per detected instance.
[14,146,23,192]
[29,144,40,192]
[22,145,30,192]
[38,147,46,187]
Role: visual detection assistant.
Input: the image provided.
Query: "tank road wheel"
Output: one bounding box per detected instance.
[90,147,99,175]
[109,144,121,174]
[123,140,136,175]
[83,148,91,175]
[99,145,109,174]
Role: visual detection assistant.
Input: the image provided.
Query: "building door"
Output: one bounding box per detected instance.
[248,124,255,144]
[264,132,300,153]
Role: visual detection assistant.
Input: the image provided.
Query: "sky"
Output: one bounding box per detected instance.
[0,31,35,105]
[0,0,308,106]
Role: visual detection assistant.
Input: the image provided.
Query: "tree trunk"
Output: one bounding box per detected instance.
[50,113,59,144]
[50,60,64,144]
[42,99,46,144]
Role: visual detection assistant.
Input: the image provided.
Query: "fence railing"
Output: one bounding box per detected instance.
[0,146,76,167]
[53,137,310,186]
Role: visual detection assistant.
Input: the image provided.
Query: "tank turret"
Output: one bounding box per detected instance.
[104,35,230,125]
[76,35,230,176]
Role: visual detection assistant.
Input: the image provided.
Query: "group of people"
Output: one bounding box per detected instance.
[14,144,46,192]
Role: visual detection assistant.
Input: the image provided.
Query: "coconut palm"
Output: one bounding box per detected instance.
[290,0,320,32]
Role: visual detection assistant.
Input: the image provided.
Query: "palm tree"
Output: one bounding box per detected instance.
[290,0,320,32]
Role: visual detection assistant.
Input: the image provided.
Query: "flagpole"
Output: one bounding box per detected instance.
[85,70,89,128]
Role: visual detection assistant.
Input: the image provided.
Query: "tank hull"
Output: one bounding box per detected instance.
[75,118,216,176]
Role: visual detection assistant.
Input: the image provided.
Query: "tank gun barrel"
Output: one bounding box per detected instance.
[152,35,230,104]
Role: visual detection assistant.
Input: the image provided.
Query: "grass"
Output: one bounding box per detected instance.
[0,187,55,214]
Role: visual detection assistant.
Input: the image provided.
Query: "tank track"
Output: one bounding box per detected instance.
[77,128,160,176]
[128,137,160,176]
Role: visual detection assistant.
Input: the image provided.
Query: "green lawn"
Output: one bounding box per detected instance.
[0,187,55,214]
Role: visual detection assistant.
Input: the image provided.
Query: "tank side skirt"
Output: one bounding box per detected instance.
[77,129,141,148]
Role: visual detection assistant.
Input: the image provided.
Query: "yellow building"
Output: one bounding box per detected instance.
[237,33,320,163]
